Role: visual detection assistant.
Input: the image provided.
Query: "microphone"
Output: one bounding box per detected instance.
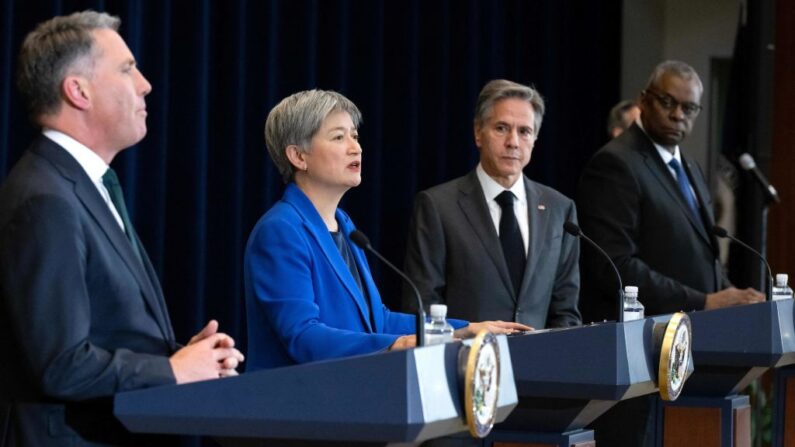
[349,230,426,347]
[711,225,773,301]
[739,153,780,204]
[563,222,625,322]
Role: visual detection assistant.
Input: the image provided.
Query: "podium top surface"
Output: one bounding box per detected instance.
[506,316,671,401]
[114,336,517,443]
[688,299,795,367]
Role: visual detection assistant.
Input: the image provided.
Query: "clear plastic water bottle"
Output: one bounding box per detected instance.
[772,274,794,301]
[623,285,645,321]
[424,304,455,345]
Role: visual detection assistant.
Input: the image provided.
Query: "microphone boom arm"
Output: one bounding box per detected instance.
[563,222,626,322]
[350,230,426,346]
[712,225,773,301]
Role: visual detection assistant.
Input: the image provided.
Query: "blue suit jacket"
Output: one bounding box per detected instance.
[245,184,465,370]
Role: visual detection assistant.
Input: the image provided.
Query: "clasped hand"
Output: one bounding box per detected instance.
[169,320,246,384]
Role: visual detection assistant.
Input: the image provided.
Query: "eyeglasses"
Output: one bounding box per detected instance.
[643,89,702,118]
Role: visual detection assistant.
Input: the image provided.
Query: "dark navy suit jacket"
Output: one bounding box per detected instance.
[577,123,728,321]
[0,136,178,446]
[244,183,466,371]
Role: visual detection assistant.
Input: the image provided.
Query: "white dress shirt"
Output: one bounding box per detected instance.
[42,129,126,230]
[476,163,529,255]
[637,119,699,205]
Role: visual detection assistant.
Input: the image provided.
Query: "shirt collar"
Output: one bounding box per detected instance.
[42,129,110,183]
[637,118,682,165]
[476,163,527,204]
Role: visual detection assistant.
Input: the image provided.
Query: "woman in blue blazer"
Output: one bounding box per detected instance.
[245,90,529,370]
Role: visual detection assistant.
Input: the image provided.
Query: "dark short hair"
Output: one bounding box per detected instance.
[473,79,545,137]
[16,10,120,122]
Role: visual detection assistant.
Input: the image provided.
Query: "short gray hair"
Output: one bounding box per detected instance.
[264,89,362,183]
[17,10,120,122]
[645,60,703,95]
[474,79,545,137]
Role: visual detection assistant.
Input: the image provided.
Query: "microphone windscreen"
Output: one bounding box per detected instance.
[738,153,756,171]
[349,230,371,249]
[711,225,729,238]
[563,221,581,237]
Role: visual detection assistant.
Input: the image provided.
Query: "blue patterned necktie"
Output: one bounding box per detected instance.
[668,158,701,223]
[102,168,142,262]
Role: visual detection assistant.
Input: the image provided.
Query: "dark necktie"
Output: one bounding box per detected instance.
[668,159,701,223]
[495,190,526,295]
[102,168,142,262]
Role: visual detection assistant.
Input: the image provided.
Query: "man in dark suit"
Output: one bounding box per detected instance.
[403,79,581,329]
[578,60,763,322]
[0,11,244,446]
[577,60,763,446]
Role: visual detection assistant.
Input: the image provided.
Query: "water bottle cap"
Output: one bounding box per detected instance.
[624,285,639,294]
[776,273,789,287]
[429,304,448,318]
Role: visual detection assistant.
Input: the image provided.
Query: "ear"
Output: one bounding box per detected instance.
[473,122,482,149]
[285,145,307,171]
[638,91,650,106]
[637,92,650,115]
[62,75,91,110]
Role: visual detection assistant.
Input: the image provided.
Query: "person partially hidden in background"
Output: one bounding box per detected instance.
[0,11,244,447]
[606,99,640,139]
[244,89,530,371]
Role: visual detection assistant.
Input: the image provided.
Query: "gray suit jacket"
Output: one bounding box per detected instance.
[576,123,728,322]
[0,136,178,446]
[403,170,581,329]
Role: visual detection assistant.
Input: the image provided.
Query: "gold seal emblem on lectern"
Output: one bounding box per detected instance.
[461,330,500,438]
[658,312,693,401]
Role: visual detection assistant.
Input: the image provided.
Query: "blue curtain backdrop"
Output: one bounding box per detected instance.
[0,0,621,359]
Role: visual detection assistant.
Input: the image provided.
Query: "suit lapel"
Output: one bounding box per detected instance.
[457,171,516,298]
[635,130,712,246]
[74,181,174,340]
[285,185,374,332]
[340,214,384,332]
[518,178,546,299]
[683,156,720,253]
[33,138,174,343]
[136,238,176,342]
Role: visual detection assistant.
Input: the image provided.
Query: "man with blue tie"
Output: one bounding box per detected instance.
[578,60,764,322]
[576,60,763,446]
